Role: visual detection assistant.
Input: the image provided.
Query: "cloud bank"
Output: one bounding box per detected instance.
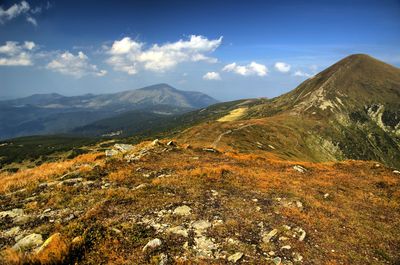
[106,35,223,75]
[0,41,35,66]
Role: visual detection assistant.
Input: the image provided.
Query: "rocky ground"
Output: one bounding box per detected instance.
[0,140,399,264]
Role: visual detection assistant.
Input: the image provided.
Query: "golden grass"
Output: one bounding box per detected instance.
[0,153,102,194]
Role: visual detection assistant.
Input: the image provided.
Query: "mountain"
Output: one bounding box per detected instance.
[177,54,400,167]
[0,84,218,140]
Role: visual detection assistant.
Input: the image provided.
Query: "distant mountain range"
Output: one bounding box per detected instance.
[0,84,218,140]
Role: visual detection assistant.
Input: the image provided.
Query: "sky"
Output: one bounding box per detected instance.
[0,0,399,101]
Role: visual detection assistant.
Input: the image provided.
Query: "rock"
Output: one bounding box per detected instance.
[173,205,192,216]
[114,144,133,152]
[323,193,330,199]
[167,140,176,146]
[166,226,188,237]
[0,208,31,225]
[43,208,52,214]
[133,183,148,190]
[272,257,282,265]
[293,165,307,173]
[35,233,68,262]
[143,238,162,252]
[280,245,291,250]
[228,252,244,263]
[194,236,217,257]
[268,144,276,150]
[105,149,119,157]
[203,148,218,153]
[13,233,43,251]
[3,226,21,238]
[295,227,306,241]
[159,253,168,265]
[0,208,24,219]
[295,201,303,209]
[192,220,211,235]
[152,139,160,146]
[393,170,400,174]
[293,252,303,262]
[262,229,278,243]
[211,190,219,196]
[61,178,83,185]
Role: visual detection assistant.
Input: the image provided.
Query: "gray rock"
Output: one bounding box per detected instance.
[159,253,168,265]
[142,238,162,252]
[13,233,43,251]
[228,252,244,262]
[194,236,218,257]
[0,208,31,225]
[173,205,192,216]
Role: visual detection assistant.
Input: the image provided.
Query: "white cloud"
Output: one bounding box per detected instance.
[203,71,221,80]
[47,51,107,78]
[274,62,291,73]
[0,1,29,24]
[0,0,50,26]
[26,16,37,26]
[106,35,223,75]
[222,61,268,77]
[293,70,313,78]
[0,41,35,66]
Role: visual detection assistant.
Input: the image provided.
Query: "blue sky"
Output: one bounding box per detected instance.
[0,0,399,101]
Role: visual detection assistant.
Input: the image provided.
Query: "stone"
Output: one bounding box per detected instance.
[192,220,211,235]
[143,238,162,252]
[166,226,188,237]
[152,139,160,146]
[393,170,400,174]
[295,201,303,208]
[114,144,133,152]
[173,205,192,216]
[13,233,43,251]
[203,148,218,153]
[194,236,217,257]
[228,252,244,263]
[272,257,282,265]
[262,228,278,243]
[3,226,21,238]
[293,165,307,173]
[295,227,306,241]
[34,233,68,262]
[280,245,291,250]
[105,149,119,157]
[0,208,31,225]
[159,253,168,265]
[293,252,303,262]
[167,140,176,146]
[133,183,148,190]
[323,193,330,199]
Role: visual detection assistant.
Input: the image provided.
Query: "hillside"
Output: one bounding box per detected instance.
[177,54,400,167]
[0,140,399,264]
[0,84,218,140]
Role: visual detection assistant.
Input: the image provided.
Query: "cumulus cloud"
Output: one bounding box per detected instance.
[293,70,313,78]
[222,61,268,77]
[203,71,221,80]
[274,62,291,73]
[47,51,107,78]
[106,35,222,75]
[0,41,35,66]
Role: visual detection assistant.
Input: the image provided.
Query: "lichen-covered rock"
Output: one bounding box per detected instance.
[13,233,43,251]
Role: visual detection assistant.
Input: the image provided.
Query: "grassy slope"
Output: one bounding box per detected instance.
[0,141,399,264]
